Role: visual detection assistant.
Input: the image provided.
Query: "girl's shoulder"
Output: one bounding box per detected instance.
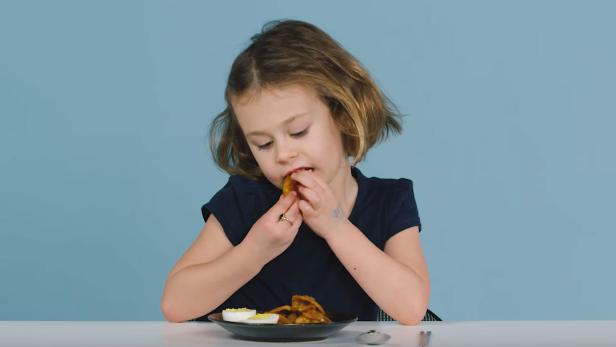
[352,167,421,238]
[353,167,415,198]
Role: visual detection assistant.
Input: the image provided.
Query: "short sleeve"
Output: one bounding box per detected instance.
[201,178,252,246]
[385,178,422,241]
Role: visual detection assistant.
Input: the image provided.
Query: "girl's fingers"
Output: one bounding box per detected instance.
[274,191,302,226]
[284,199,302,227]
[298,186,320,207]
[276,191,297,211]
[298,199,316,215]
[306,171,329,191]
[292,171,323,194]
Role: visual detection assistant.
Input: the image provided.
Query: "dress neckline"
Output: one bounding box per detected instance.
[347,166,366,224]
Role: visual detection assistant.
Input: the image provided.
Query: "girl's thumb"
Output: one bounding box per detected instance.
[277,191,297,209]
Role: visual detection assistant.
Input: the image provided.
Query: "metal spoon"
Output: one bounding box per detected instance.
[417,330,431,347]
[356,330,391,345]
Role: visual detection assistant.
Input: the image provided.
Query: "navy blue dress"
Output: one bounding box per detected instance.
[197,166,421,321]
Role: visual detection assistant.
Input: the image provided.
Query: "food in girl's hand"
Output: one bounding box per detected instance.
[222,308,257,322]
[282,175,297,196]
[266,295,332,324]
[282,168,313,196]
[243,313,280,324]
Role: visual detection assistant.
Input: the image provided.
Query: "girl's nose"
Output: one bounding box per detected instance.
[275,141,298,163]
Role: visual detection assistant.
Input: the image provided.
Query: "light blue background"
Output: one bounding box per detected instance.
[1,1,614,321]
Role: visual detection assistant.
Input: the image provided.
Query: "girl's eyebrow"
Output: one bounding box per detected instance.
[245,112,309,137]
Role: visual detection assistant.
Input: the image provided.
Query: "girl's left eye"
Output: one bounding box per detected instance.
[290,128,308,137]
[256,141,273,150]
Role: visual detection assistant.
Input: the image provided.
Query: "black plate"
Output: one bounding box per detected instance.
[207,312,358,342]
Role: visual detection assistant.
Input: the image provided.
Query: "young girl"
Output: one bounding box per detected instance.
[161,20,429,325]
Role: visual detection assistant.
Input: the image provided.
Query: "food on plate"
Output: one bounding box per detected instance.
[266,295,332,324]
[222,308,257,322]
[221,294,330,325]
[221,309,278,325]
[243,313,280,325]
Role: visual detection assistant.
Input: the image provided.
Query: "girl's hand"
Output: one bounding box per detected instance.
[242,191,302,263]
[291,170,350,240]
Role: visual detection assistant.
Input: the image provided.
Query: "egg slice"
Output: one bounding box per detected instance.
[222,308,256,322]
[242,313,280,325]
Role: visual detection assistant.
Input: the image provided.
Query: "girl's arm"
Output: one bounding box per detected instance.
[161,192,302,322]
[325,225,429,325]
[290,169,429,324]
[160,215,264,322]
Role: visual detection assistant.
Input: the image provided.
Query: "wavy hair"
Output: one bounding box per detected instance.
[210,20,402,179]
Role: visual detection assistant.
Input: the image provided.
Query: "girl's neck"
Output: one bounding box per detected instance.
[330,162,358,218]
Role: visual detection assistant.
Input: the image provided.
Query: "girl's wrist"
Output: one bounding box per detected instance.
[322,219,354,244]
[236,239,271,271]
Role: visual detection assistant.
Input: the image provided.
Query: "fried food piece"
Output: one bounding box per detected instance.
[276,315,292,324]
[292,295,326,315]
[282,175,296,196]
[287,312,299,322]
[268,305,292,314]
[266,295,331,324]
[300,308,332,323]
[294,315,313,324]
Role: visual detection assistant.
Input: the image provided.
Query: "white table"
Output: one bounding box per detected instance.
[1,321,615,346]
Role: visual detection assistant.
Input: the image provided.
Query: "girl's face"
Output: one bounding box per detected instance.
[232,84,348,189]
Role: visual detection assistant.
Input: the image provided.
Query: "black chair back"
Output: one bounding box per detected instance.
[376,308,442,322]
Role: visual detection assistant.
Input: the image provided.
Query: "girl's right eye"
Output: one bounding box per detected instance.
[257,141,273,150]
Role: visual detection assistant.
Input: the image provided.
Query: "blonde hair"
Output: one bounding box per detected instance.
[210,20,402,179]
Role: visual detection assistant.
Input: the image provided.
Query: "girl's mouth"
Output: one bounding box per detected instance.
[284,167,313,177]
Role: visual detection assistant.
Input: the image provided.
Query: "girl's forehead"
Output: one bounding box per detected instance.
[232,84,317,105]
[231,84,321,118]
